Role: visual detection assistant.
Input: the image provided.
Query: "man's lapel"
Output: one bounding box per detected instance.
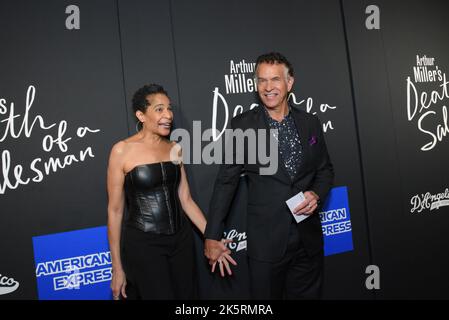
[290,107,310,183]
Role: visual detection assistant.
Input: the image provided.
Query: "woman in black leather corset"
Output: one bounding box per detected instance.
[107,84,236,300]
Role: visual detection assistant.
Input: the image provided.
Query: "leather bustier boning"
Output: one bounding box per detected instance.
[124,161,186,234]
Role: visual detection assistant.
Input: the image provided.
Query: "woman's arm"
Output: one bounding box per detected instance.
[178,163,207,234]
[107,141,127,299]
[177,161,237,276]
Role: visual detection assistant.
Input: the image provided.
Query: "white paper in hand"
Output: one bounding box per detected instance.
[286,191,310,223]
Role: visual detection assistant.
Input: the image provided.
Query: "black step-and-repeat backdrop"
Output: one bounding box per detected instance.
[343,0,449,299]
[0,0,448,300]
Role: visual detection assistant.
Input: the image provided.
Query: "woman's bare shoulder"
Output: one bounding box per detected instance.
[110,135,141,160]
[110,140,128,155]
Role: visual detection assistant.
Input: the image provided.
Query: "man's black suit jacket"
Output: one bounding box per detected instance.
[204,105,334,262]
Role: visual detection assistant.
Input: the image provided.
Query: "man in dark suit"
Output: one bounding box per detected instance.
[204,52,334,299]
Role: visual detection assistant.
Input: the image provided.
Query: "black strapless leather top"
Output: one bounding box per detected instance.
[124,161,186,234]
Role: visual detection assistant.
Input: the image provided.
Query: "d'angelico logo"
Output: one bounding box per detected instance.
[319,186,354,256]
[32,226,112,300]
[0,273,20,295]
[410,188,449,213]
[223,228,247,252]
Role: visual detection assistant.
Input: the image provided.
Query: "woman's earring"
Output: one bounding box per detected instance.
[135,121,143,132]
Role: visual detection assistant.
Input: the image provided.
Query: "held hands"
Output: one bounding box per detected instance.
[293,191,320,216]
[111,268,127,300]
[204,239,237,277]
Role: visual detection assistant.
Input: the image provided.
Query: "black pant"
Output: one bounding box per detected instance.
[248,221,324,299]
[121,222,196,299]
